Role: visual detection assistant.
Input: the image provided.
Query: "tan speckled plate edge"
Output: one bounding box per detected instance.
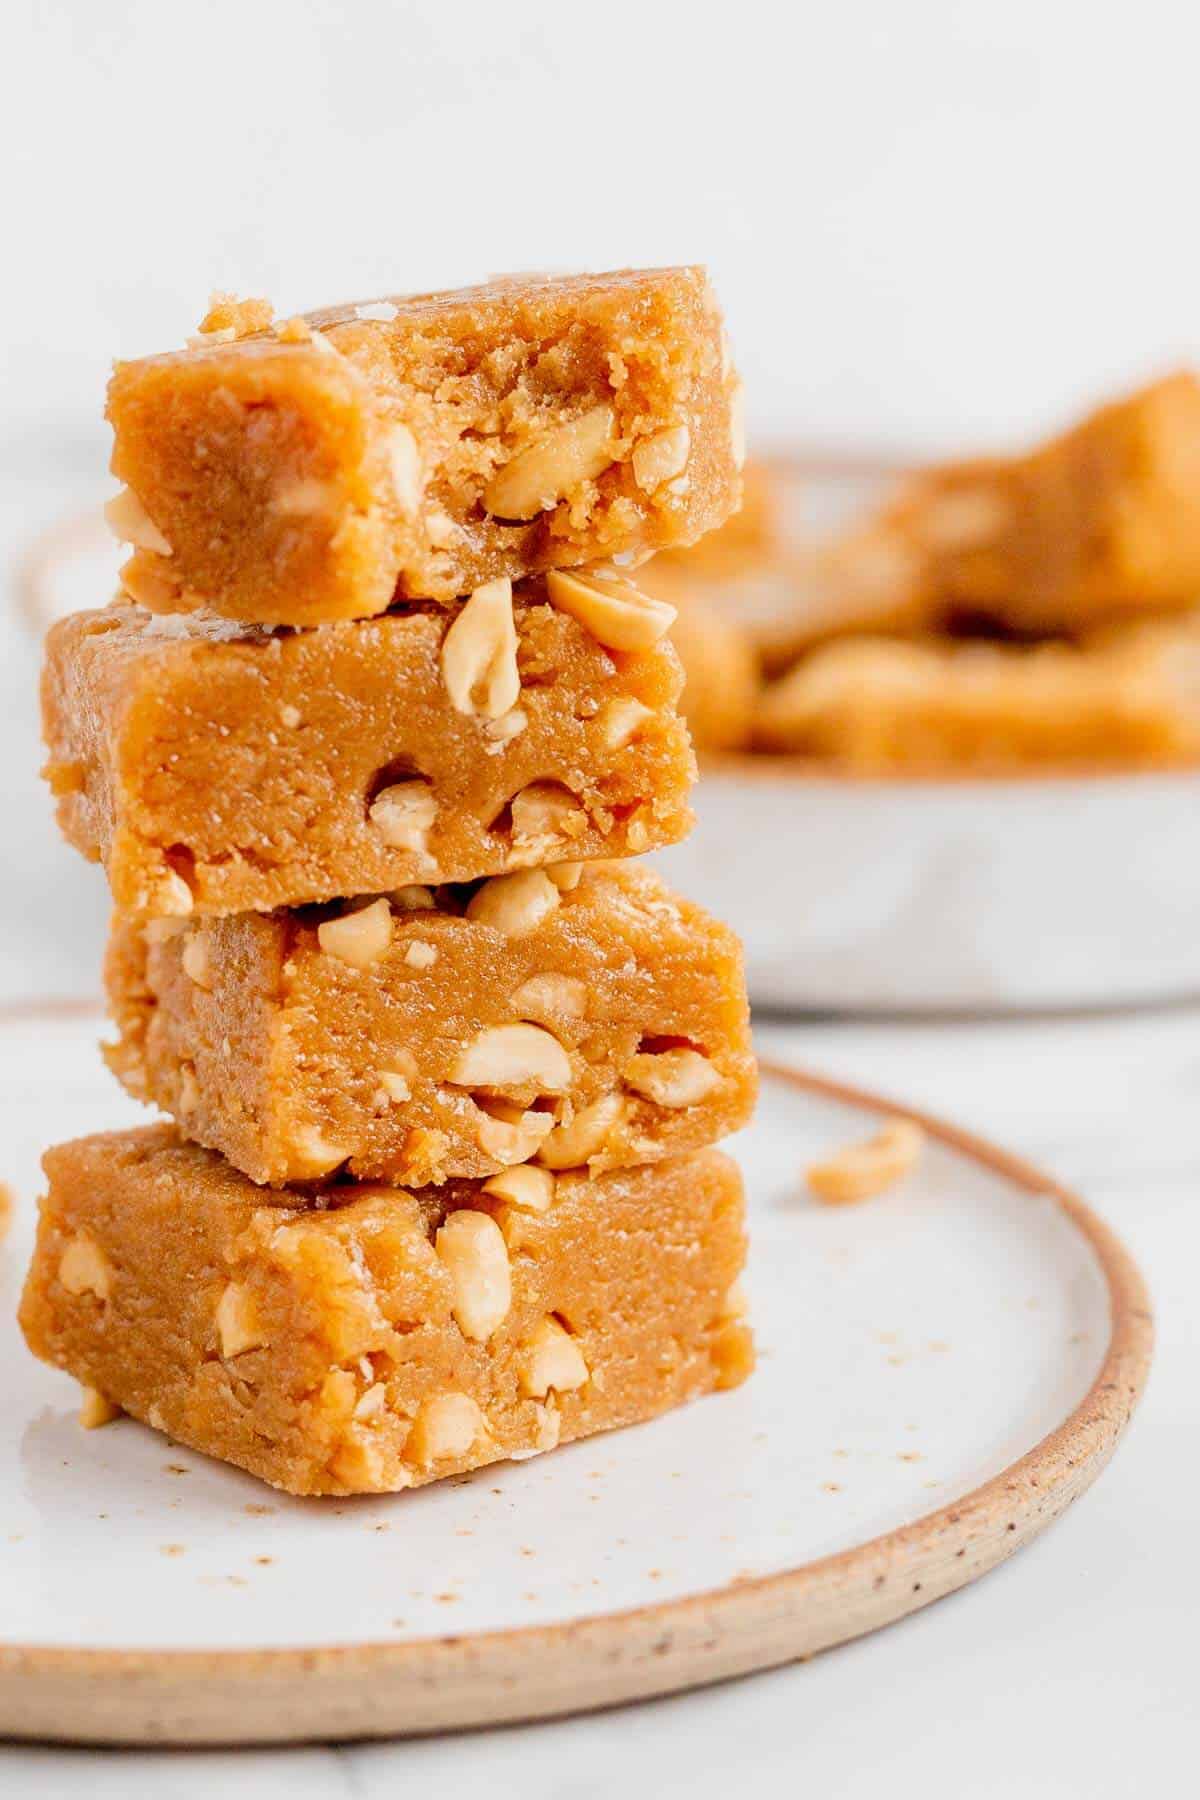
[0,1049,1153,1748]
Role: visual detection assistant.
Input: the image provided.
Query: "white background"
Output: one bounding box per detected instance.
[1,3,1197,1792]
[4,0,1200,463]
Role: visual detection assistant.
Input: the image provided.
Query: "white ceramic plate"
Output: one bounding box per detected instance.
[0,1011,1149,1745]
[659,760,1200,1013]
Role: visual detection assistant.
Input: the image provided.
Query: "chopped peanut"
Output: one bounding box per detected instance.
[806,1117,926,1205]
[435,1209,512,1340]
[405,1391,487,1466]
[317,898,393,969]
[484,407,615,520]
[518,1316,589,1397]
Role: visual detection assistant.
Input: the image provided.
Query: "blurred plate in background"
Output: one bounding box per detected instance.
[659,759,1200,1013]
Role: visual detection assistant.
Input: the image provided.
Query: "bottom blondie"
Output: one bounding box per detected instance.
[20,1128,751,1496]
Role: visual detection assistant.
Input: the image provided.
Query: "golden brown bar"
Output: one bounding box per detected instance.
[107,269,744,625]
[753,613,1200,771]
[43,587,694,918]
[105,863,757,1186]
[819,372,1200,642]
[19,1128,752,1496]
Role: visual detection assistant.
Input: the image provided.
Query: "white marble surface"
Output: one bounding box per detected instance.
[1,478,1194,1791]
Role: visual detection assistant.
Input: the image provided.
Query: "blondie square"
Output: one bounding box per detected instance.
[107,269,743,625]
[43,584,694,917]
[753,612,1200,771]
[830,372,1200,639]
[105,863,756,1186]
[20,1128,752,1496]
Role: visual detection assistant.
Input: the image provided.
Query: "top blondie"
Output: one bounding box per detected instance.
[107,268,744,627]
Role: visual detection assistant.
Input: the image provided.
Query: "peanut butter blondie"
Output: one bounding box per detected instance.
[20,1128,752,1496]
[106,270,743,625]
[824,373,1200,640]
[105,864,756,1186]
[753,612,1200,771]
[43,581,694,917]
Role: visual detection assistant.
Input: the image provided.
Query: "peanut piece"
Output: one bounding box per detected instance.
[474,1101,555,1165]
[545,567,676,651]
[215,1282,267,1357]
[79,1386,121,1430]
[288,1124,349,1177]
[405,1391,486,1466]
[483,708,528,750]
[391,884,435,910]
[317,897,392,969]
[509,972,588,1021]
[196,293,273,338]
[330,1430,395,1491]
[404,940,438,969]
[536,1091,627,1170]
[386,422,423,512]
[441,577,520,719]
[632,423,691,492]
[466,869,560,938]
[597,696,653,749]
[120,560,181,611]
[533,1402,561,1452]
[719,1278,748,1321]
[448,1023,571,1093]
[435,1209,512,1340]
[545,861,583,892]
[156,870,195,918]
[181,931,211,989]
[103,487,173,556]
[275,477,333,518]
[484,405,615,520]
[354,1382,387,1421]
[510,781,586,842]
[377,1069,412,1102]
[625,1048,723,1109]
[144,915,188,945]
[518,1317,589,1397]
[806,1118,925,1205]
[482,1165,556,1212]
[59,1233,112,1300]
[426,506,458,546]
[369,781,437,853]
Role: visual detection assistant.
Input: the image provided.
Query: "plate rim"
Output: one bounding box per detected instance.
[0,1053,1153,1745]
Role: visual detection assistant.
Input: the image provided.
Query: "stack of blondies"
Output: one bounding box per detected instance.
[20,270,757,1496]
